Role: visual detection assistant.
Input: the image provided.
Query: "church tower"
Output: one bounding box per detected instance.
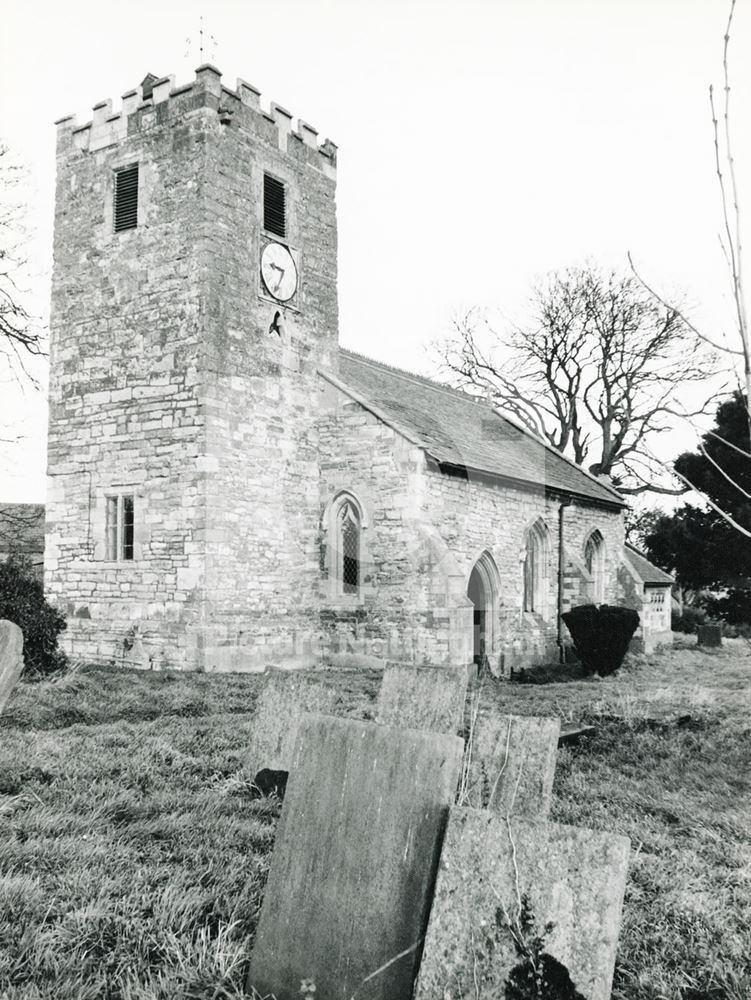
[46,66,338,669]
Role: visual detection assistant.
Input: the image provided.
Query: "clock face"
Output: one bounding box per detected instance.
[260,241,298,302]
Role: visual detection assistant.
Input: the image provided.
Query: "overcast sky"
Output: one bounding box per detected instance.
[1,0,750,502]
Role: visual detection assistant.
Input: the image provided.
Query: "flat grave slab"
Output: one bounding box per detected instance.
[460,711,560,818]
[376,663,468,735]
[246,674,339,779]
[248,714,464,1000]
[0,620,23,715]
[415,807,630,1000]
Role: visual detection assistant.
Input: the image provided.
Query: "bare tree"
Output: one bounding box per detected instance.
[0,142,44,386]
[0,503,44,553]
[629,0,751,536]
[437,266,717,495]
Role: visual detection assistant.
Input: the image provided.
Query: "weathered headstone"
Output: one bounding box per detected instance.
[246,674,339,778]
[460,711,560,818]
[248,714,465,1000]
[376,663,468,735]
[0,620,23,715]
[414,808,630,1000]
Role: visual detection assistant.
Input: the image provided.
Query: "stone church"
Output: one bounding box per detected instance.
[45,66,671,673]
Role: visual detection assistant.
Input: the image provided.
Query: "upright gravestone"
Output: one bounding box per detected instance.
[414,808,630,1000]
[0,620,23,715]
[248,714,465,1000]
[376,663,468,735]
[460,711,560,819]
[246,674,339,779]
[697,624,722,648]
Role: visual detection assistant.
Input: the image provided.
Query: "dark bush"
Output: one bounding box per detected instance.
[0,557,68,678]
[562,604,639,676]
[671,606,706,634]
[701,588,751,626]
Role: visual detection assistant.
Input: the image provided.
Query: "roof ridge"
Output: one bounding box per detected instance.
[338,347,487,404]
[338,347,625,506]
[625,541,655,559]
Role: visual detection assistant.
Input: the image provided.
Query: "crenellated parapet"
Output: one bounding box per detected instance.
[54,64,337,176]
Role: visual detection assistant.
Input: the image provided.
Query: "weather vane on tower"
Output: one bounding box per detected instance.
[185,15,218,64]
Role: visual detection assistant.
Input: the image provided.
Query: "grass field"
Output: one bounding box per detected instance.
[0,639,749,999]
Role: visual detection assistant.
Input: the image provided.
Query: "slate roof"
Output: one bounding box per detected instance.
[330,350,626,509]
[623,544,674,585]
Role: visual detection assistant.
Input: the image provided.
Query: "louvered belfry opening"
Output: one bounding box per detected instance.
[114,165,139,232]
[264,173,286,237]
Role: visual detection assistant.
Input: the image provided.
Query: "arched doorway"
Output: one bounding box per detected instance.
[467,551,500,669]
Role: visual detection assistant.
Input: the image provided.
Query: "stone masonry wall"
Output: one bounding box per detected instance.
[47,63,629,673]
[47,76,217,669]
[317,379,438,666]
[617,564,672,653]
[319,385,625,671]
[420,466,625,670]
[196,73,338,671]
[47,66,338,671]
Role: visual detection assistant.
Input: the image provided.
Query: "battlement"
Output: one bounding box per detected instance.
[54,64,337,176]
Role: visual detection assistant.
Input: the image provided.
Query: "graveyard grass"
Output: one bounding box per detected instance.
[0,639,749,1000]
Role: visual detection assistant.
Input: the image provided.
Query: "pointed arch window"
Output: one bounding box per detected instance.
[584,529,606,603]
[523,519,549,617]
[339,499,360,595]
[324,492,367,600]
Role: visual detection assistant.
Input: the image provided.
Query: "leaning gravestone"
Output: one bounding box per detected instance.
[414,808,630,1000]
[460,711,560,819]
[248,714,464,1000]
[0,620,23,715]
[376,663,468,735]
[246,674,339,779]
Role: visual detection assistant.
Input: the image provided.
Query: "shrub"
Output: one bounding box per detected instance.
[0,556,68,678]
[702,589,751,626]
[671,605,706,634]
[562,604,640,676]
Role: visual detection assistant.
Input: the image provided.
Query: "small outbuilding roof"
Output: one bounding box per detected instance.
[328,350,626,509]
[623,544,674,585]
